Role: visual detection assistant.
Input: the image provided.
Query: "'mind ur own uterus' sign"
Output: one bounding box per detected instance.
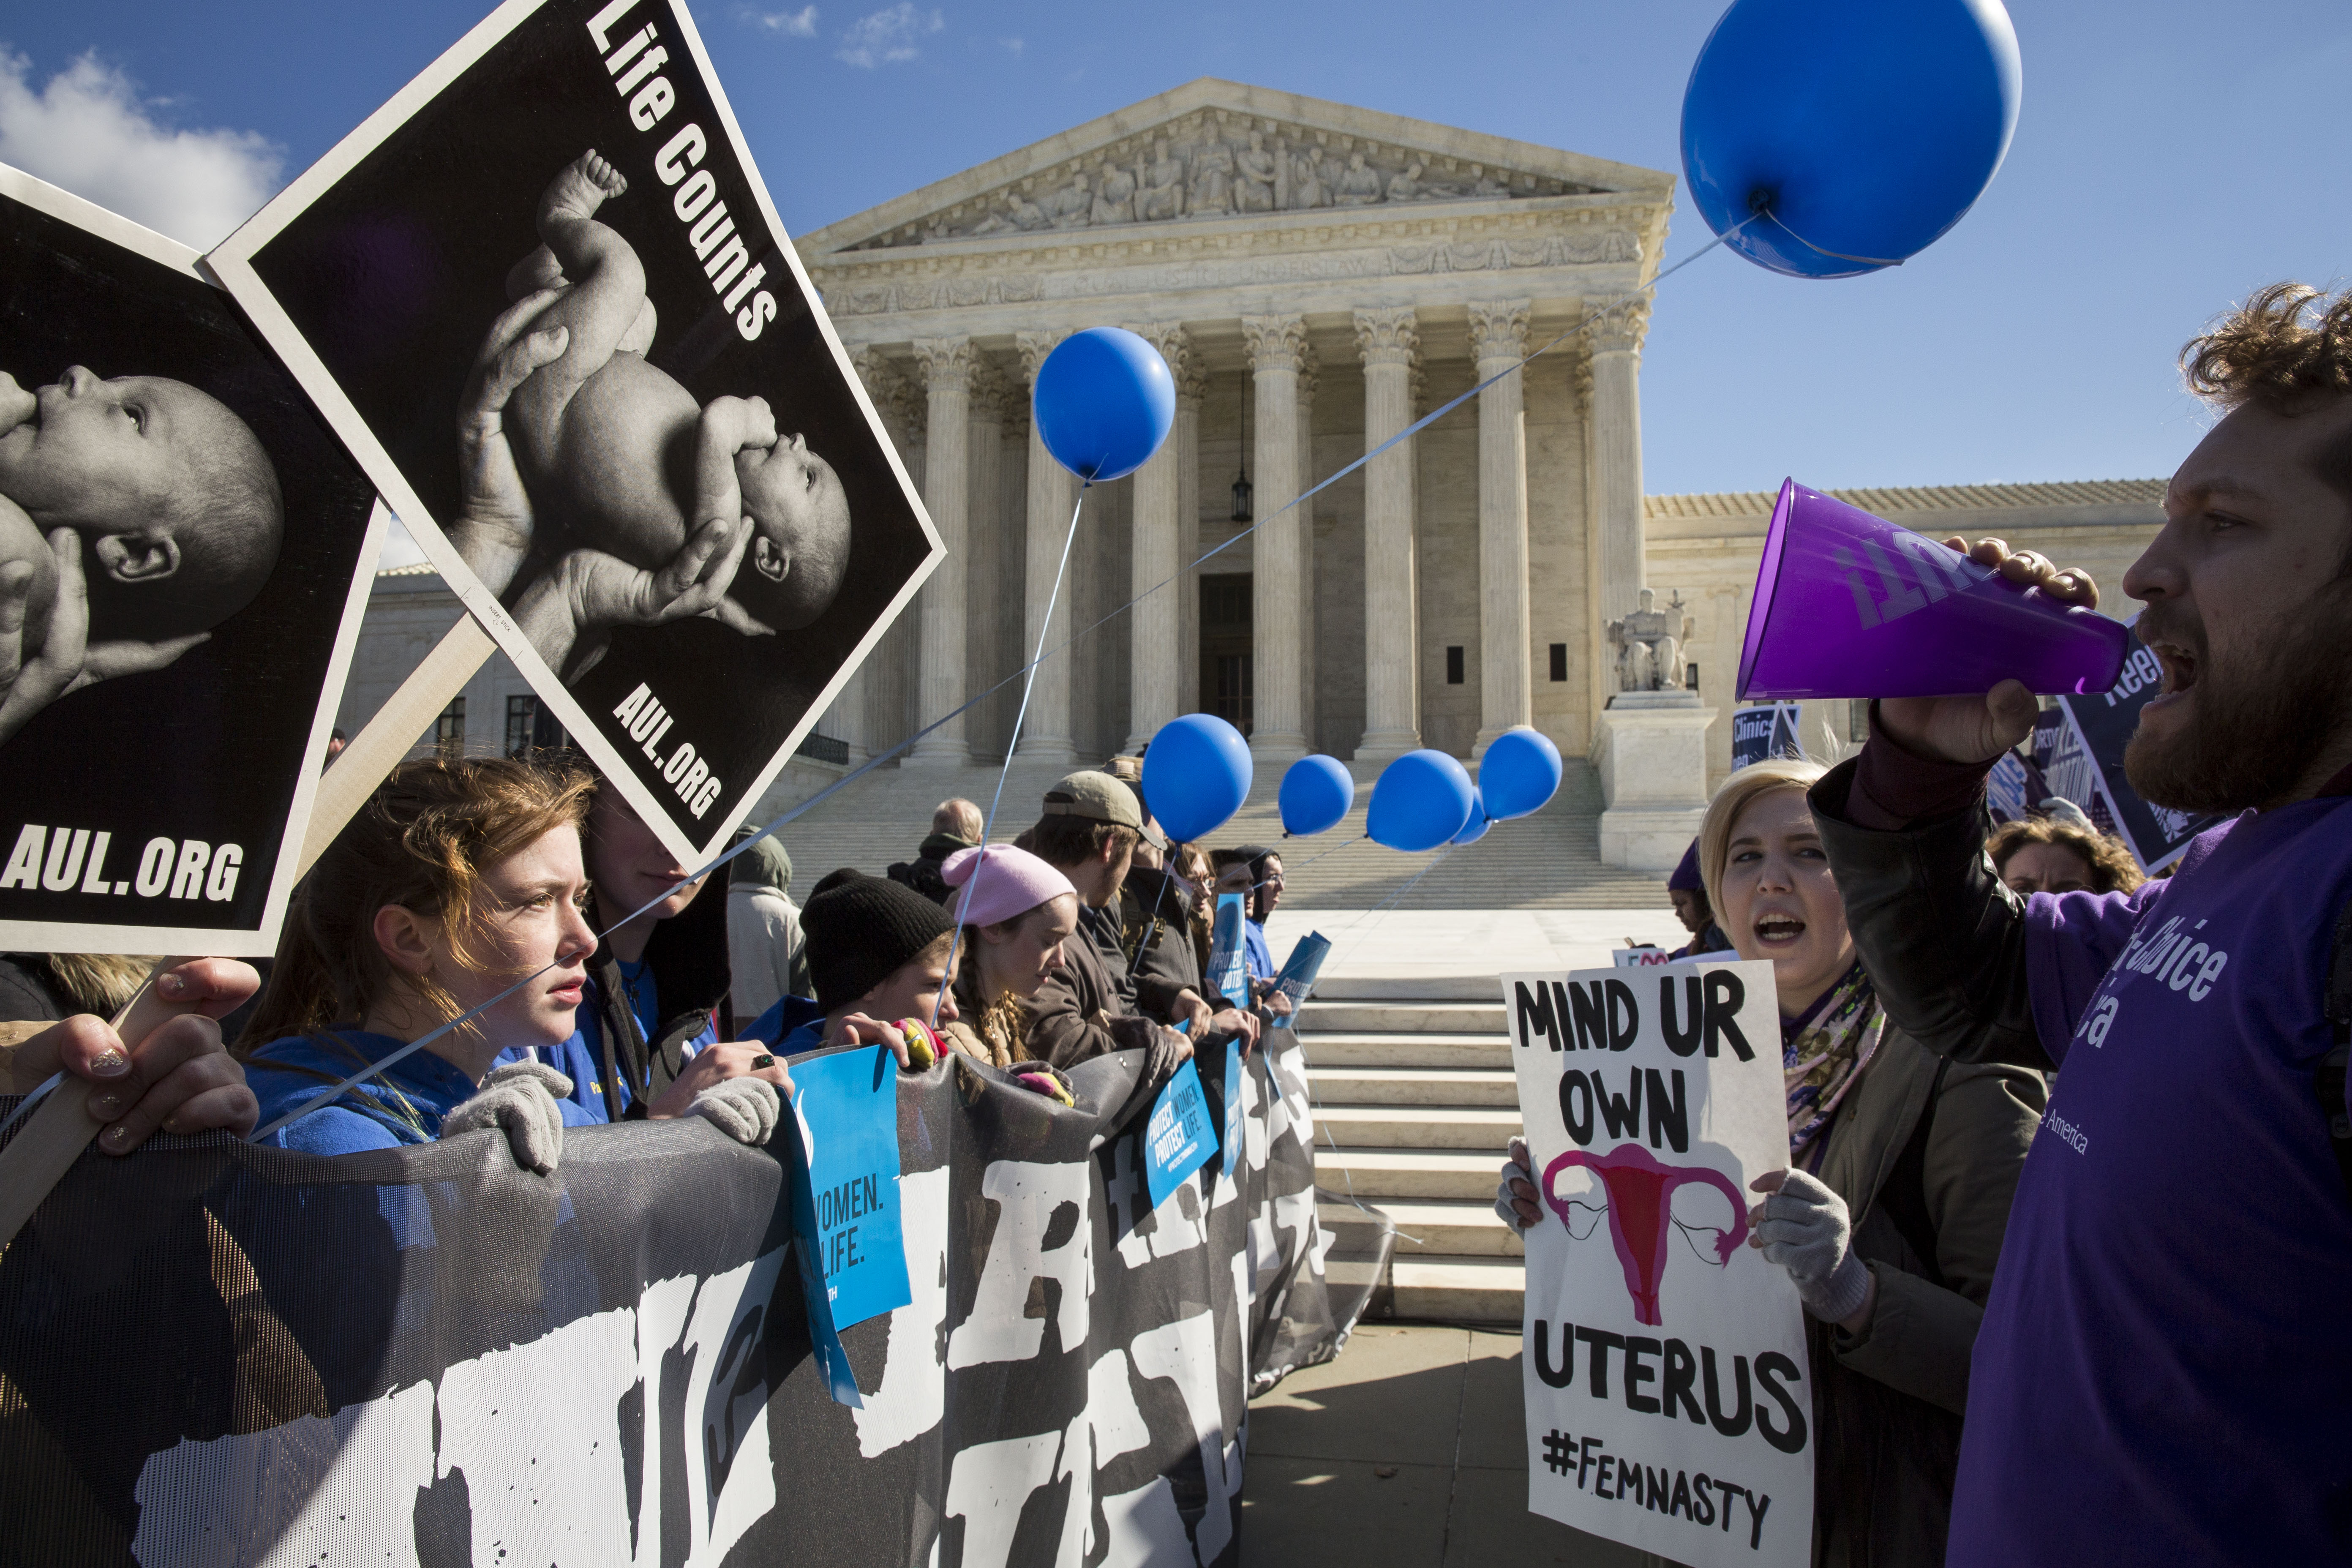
[1504,959,1812,1568]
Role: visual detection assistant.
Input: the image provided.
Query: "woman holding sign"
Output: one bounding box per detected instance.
[1501,759,2044,1566]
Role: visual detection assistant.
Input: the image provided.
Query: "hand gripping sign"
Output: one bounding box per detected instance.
[1507,959,1811,1568]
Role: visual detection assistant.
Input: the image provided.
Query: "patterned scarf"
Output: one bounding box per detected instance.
[1783,962,1888,1160]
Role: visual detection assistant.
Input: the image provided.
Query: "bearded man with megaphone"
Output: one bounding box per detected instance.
[1807,281,2352,1568]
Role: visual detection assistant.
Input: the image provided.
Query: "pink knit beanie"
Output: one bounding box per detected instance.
[941,845,1076,929]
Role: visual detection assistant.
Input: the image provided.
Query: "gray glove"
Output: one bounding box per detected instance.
[1751,1168,1872,1324]
[1495,1135,1537,1233]
[444,1061,571,1175]
[689,1075,780,1146]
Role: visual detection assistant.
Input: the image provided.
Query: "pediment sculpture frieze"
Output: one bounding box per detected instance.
[847,113,1601,251]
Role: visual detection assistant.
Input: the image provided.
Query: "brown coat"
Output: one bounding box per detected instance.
[1804,1022,2044,1568]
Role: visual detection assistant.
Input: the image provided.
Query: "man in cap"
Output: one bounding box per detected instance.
[1022,770,1232,1075]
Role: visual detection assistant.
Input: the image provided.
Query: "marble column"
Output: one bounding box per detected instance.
[1014,330,1079,762]
[1175,356,1205,717]
[1586,299,1650,698]
[1242,313,1309,762]
[907,336,974,765]
[1127,324,1192,751]
[1296,344,1319,750]
[965,363,1008,760]
[847,347,921,762]
[1353,307,1422,764]
[1469,299,1533,757]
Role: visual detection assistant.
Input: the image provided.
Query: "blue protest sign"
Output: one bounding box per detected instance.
[1206,892,1249,1005]
[782,1046,913,1408]
[1144,1058,1218,1209]
[1268,931,1330,1029]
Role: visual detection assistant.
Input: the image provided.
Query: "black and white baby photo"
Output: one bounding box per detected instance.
[211,0,937,863]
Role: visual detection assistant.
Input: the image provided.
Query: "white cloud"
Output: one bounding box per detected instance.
[999,36,1024,55]
[0,49,281,249]
[837,5,943,67]
[746,5,820,36]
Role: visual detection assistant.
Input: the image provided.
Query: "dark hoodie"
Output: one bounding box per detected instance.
[886,832,974,907]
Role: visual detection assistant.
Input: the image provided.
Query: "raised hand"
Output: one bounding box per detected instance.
[1875,537,2100,764]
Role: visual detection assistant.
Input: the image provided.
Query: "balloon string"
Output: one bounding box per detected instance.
[1274,833,1367,875]
[1761,208,1905,268]
[251,221,1755,1142]
[933,482,1092,1030]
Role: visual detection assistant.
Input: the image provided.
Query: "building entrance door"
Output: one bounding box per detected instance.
[1199,573,1253,736]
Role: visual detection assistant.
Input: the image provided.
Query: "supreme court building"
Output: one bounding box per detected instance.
[342,79,2167,815]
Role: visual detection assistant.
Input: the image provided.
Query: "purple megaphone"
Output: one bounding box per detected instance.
[1737,478,2129,701]
[1543,1143,1748,1328]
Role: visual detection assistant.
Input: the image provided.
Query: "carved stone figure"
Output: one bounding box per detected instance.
[1047,175,1091,229]
[1334,151,1384,206]
[1137,139,1186,222]
[1188,140,1233,216]
[1235,131,1277,213]
[1288,143,1328,208]
[1010,190,1052,232]
[1467,162,1509,198]
[1092,163,1136,226]
[1386,160,1425,202]
[1608,589,1693,692]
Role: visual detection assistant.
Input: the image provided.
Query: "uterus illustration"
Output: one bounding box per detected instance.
[1542,1143,1748,1327]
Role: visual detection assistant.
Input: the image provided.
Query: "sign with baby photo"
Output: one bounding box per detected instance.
[1505,959,1812,1568]
[208,0,942,866]
[0,165,384,955]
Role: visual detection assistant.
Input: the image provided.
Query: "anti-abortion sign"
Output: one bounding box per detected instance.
[0,1031,1394,1566]
[1729,704,1802,772]
[1504,959,1812,1568]
[2052,621,2220,872]
[1144,1058,1217,1207]
[209,0,941,867]
[0,165,383,955]
[1206,893,1248,1005]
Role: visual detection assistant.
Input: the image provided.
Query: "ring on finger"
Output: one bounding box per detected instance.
[751,1054,777,1070]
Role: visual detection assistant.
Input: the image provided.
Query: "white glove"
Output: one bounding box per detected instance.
[689,1075,780,1146]
[1495,1135,1538,1233]
[444,1061,571,1175]
[1751,1168,1872,1323]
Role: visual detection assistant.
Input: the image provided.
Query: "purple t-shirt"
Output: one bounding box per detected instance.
[1956,798,2352,1565]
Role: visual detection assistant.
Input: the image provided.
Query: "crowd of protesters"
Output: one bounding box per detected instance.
[11,281,2352,1566]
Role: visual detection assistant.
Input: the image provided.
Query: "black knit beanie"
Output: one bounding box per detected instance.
[801,869,955,1012]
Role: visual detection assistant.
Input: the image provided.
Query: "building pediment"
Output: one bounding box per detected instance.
[799,78,1674,256]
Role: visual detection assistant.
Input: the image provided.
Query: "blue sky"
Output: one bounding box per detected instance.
[3,0,2347,499]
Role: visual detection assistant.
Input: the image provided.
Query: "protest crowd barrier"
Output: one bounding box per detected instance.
[0,1021,1392,1566]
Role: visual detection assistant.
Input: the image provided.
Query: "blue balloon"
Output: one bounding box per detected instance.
[1681,0,2022,278]
[1142,714,1253,843]
[1479,728,1563,821]
[1279,755,1354,837]
[1033,327,1176,481]
[1451,789,1492,846]
[1367,750,1475,853]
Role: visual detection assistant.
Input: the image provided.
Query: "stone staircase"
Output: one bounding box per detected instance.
[1295,976,1525,1324]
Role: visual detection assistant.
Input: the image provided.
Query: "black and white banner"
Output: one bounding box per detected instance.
[0,1031,1390,1566]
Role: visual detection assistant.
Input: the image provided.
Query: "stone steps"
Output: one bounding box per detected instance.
[1315,1145,1514,1201]
[1300,1034,1515,1069]
[1378,1198,1525,1258]
[1309,1066,1517,1107]
[1315,1105,1521,1150]
[1388,1257,1529,1322]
